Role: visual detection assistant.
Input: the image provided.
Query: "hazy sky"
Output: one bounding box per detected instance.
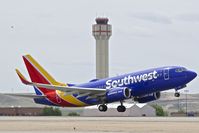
[0,0,199,93]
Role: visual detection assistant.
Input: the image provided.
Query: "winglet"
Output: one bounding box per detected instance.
[15,69,32,85]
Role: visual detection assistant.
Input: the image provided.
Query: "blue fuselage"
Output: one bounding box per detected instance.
[74,66,196,105]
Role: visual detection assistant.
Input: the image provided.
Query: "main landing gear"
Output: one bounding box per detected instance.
[98,104,107,112]
[117,101,126,112]
[98,101,126,112]
[117,105,126,112]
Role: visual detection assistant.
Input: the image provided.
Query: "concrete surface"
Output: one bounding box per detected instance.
[0,117,198,133]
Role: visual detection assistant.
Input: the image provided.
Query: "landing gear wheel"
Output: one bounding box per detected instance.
[98,104,107,112]
[117,105,126,112]
[174,92,180,97]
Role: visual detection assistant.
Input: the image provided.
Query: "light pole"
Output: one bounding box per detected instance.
[178,97,180,112]
[184,89,189,116]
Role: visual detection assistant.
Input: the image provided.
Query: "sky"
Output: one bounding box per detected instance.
[0,0,198,93]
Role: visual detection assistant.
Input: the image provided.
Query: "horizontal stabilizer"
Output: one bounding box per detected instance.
[4,93,46,98]
[16,69,31,85]
[15,68,106,97]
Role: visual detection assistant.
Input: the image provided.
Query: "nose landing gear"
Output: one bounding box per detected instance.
[174,91,180,97]
[174,85,187,97]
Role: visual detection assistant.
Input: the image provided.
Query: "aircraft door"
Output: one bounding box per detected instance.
[164,69,169,80]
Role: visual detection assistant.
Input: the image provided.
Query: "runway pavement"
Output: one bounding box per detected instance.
[0,117,198,133]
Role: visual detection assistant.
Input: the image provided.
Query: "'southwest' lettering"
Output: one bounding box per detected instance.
[106,71,158,89]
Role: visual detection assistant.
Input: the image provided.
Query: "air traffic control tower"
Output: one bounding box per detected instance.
[92,18,112,79]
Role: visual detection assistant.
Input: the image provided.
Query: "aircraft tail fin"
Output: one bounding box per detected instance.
[21,54,65,95]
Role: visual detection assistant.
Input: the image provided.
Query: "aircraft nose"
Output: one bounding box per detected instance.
[186,70,197,81]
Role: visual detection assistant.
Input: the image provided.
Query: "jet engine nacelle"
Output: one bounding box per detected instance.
[106,87,131,103]
[135,92,161,103]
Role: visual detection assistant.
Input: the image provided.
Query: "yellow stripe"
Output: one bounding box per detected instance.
[25,54,87,106]
[56,90,87,106]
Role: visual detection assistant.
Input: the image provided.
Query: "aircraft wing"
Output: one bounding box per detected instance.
[16,69,106,98]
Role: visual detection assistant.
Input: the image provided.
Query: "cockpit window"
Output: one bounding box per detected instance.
[175,67,187,72]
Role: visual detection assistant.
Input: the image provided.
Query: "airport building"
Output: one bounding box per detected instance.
[0,107,43,116]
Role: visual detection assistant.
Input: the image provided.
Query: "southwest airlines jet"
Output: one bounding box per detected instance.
[15,55,197,112]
